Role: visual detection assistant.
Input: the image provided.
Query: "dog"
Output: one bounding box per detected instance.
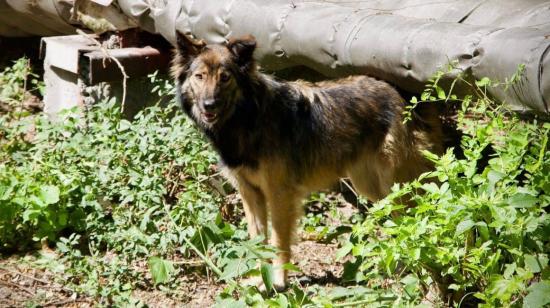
[171,31,443,290]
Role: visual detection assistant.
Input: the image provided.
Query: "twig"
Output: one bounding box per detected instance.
[339,178,358,198]
[458,291,476,308]
[0,280,34,295]
[162,207,228,281]
[0,266,50,285]
[43,297,91,307]
[198,226,212,281]
[172,259,205,266]
[0,265,72,293]
[182,230,225,278]
[332,296,397,307]
[76,29,128,114]
[17,60,29,120]
[197,171,222,183]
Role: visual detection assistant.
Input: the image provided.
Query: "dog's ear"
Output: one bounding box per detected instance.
[227,35,257,67]
[175,30,206,58]
[172,31,206,79]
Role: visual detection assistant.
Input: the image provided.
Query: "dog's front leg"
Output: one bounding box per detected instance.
[236,179,268,240]
[266,188,302,290]
[233,177,271,290]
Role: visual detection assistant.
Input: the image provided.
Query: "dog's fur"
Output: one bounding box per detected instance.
[171,31,443,289]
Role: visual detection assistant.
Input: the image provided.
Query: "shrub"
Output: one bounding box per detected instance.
[342,72,550,307]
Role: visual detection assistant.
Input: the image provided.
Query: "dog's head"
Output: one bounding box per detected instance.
[171,31,257,129]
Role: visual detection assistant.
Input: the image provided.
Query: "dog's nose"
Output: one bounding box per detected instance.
[203,99,217,111]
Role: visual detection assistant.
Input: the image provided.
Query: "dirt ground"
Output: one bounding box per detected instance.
[0,238,346,308]
[0,257,89,308]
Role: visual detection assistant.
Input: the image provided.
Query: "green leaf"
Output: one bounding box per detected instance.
[523,281,550,308]
[39,185,60,205]
[455,219,475,236]
[260,262,274,292]
[22,208,41,223]
[421,182,440,195]
[280,263,302,273]
[435,85,446,99]
[274,294,289,307]
[488,169,505,187]
[401,274,419,295]
[57,211,68,227]
[342,259,363,282]
[503,263,516,278]
[220,258,251,281]
[476,221,490,241]
[489,276,523,302]
[118,119,132,131]
[524,254,549,274]
[329,287,356,300]
[476,77,491,87]
[508,194,538,208]
[215,298,247,308]
[148,257,174,285]
[336,242,353,260]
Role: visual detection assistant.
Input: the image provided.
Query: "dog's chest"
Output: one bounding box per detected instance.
[223,161,266,190]
[210,127,261,169]
[231,164,266,190]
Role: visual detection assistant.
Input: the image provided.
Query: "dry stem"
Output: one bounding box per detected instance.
[76,29,128,113]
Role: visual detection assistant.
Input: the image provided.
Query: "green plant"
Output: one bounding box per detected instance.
[343,67,550,307]
[0,58,42,103]
[2,58,548,307]
[1,63,293,305]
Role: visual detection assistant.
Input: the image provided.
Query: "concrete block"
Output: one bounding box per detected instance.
[40,33,171,117]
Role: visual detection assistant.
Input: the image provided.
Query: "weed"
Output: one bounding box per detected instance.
[342,65,550,307]
[1,58,548,307]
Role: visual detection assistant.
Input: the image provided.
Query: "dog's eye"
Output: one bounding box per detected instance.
[220,73,230,82]
[195,73,203,80]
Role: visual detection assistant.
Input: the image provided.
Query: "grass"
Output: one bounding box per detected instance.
[0,58,548,307]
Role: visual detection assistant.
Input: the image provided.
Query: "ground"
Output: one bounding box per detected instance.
[0,239,347,307]
[0,181,448,308]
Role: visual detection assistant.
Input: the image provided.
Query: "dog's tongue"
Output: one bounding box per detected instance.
[203,112,216,120]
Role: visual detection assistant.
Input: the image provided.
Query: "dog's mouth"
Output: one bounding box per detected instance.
[201,111,219,123]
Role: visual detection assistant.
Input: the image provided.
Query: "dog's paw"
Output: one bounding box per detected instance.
[241,276,266,292]
[273,281,287,292]
[273,274,288,292]
[240,275,288,293]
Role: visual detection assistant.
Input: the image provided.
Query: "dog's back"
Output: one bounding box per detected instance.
[262,75,443,200]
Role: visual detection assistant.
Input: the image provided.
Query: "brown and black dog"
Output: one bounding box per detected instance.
[171,31,443,289]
